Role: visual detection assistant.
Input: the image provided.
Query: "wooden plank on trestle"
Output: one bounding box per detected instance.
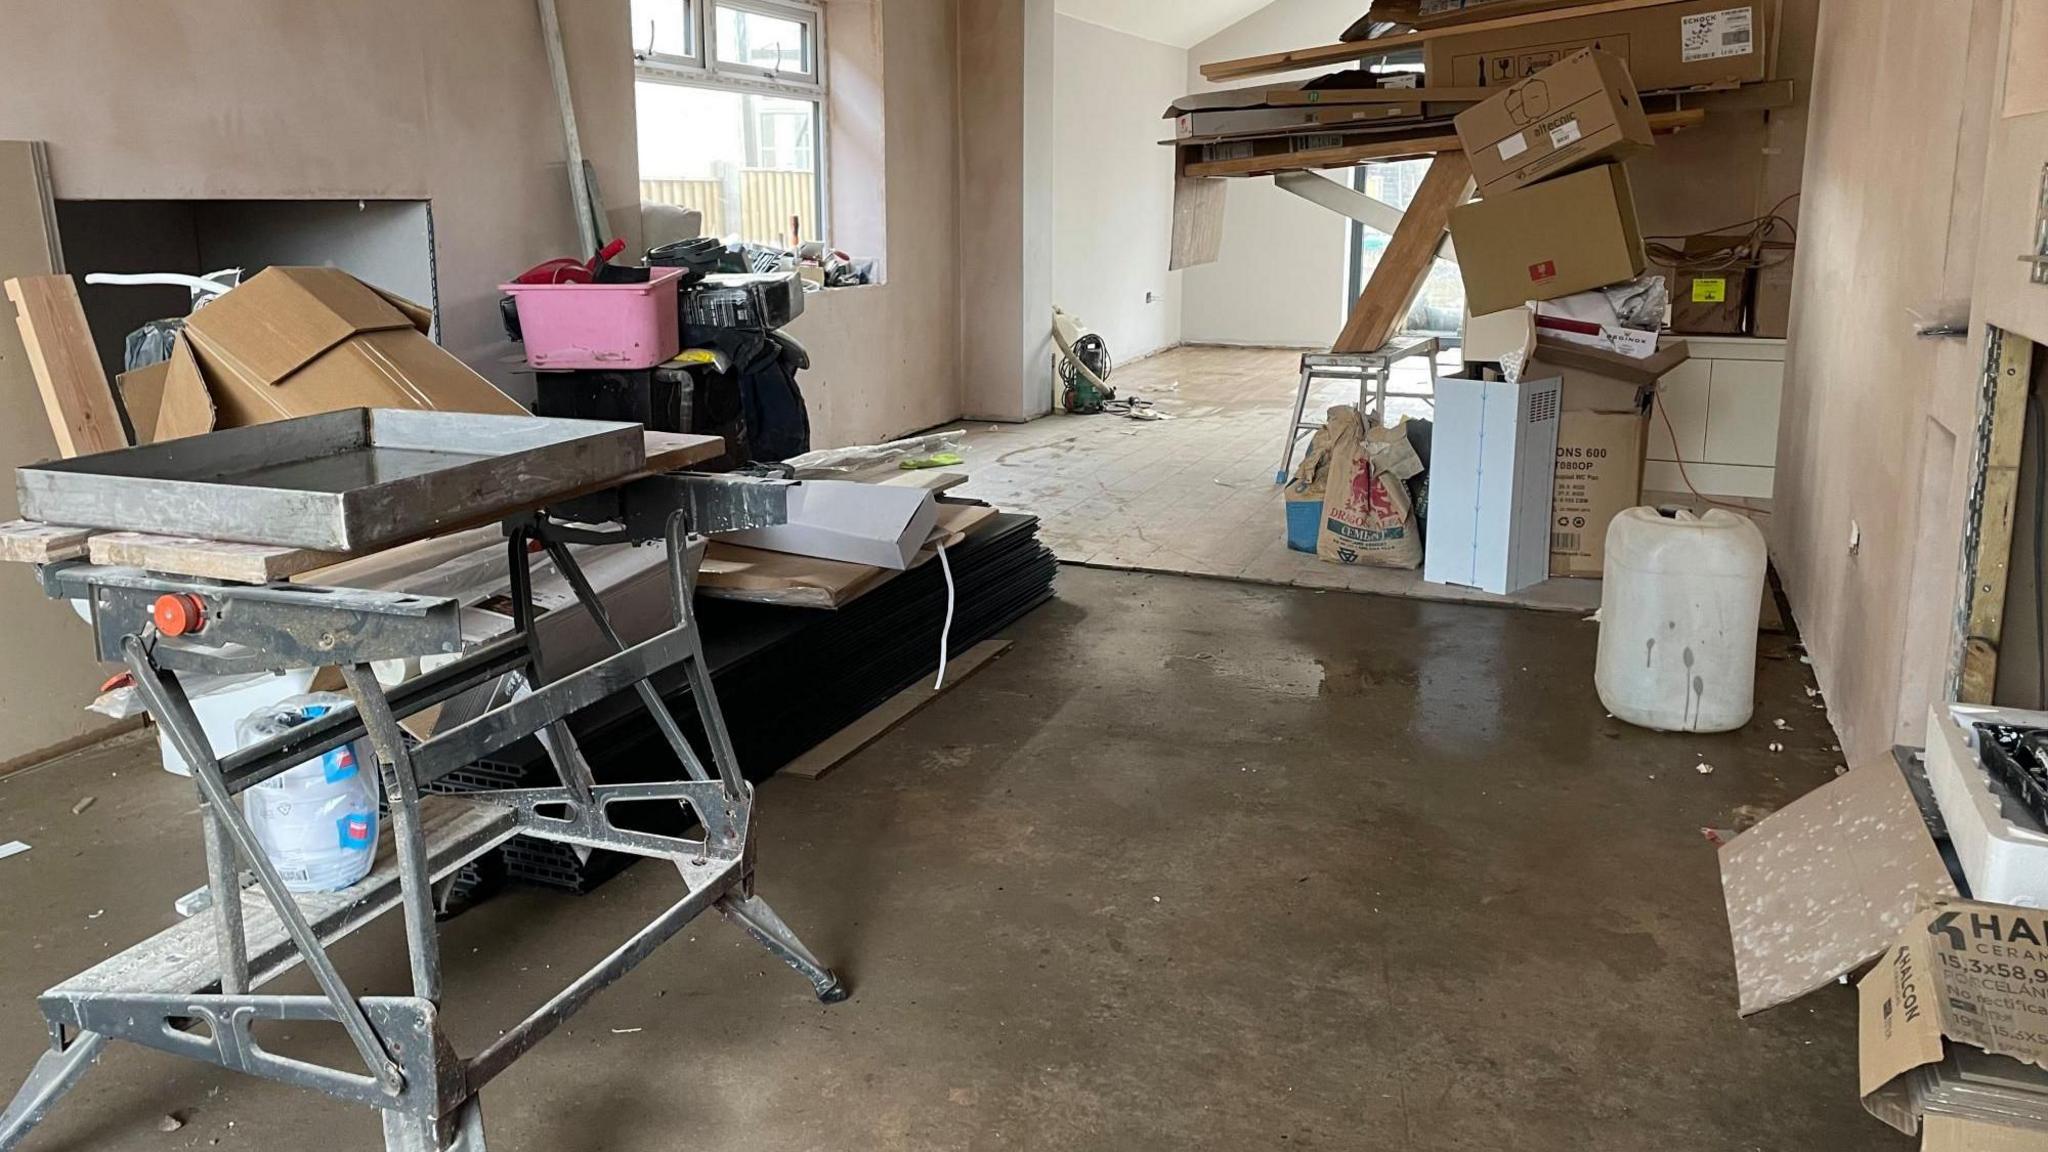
[1199,0,1686,82]
[88,532,347,585]
[1332,151,1474,354]
[3,275,126,458]
[0,519,95,564]
[642,430,725,472]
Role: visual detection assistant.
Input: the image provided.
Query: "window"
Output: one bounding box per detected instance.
[632,0,826,248]
[1347,158,1464,336]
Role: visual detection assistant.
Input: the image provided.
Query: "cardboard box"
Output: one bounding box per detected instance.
[161,266,524,432]
[1448,163,1646,315]
[1423,0,1771,94]
[1423,370,1561,595]
[718,480,939,570]
[1459,317,1687,578]
[1524,334,1685,576]
[1659,234,1753,335]
[1922,1116,2048,1151]
[1455,49,1652,195]
[1550,409,1646,576]
[1859,902,2048,1135]
[1751,237,1795,338]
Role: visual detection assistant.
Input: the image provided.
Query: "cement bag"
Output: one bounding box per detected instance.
[238,694,381,893]
[1283,409,1344,553]
[1316,408,1424,569]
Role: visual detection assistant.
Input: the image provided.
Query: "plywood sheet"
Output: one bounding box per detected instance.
[4,274,126,457]
[1170,176,1228,271]
[1719,764,1956,1016]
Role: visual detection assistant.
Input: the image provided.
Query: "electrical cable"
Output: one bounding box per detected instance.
[1654,393,1759,514]
[933,542,956,691]
[1643,193,1803,277]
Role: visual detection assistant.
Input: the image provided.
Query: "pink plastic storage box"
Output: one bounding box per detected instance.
[500,268,683,370]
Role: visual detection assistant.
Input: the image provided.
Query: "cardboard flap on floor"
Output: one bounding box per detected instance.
[162,266,523,431]
[1860,901,2048,1133]
[717,480,940,570]
[1720,765,1957,1018]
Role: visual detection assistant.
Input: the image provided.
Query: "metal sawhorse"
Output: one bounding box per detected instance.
[1276,334,1441,483]
[0,474,843,1151]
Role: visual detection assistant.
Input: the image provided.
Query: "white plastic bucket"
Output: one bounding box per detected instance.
[238,697,381,893]
[1595,507,1767,733]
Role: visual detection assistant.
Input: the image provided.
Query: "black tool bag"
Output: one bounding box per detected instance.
[683,328,813,464]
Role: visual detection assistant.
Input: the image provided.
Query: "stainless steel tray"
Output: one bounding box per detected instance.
[19,409,646,552]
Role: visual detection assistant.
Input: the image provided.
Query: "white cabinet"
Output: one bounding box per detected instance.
[1644,336,1785,500]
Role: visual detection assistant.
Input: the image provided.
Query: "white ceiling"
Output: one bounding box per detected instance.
[1054,0,1279,49]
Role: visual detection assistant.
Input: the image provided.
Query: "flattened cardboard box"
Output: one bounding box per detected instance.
[1423,0,1771,93]
[1448,163,1647,315]
[1174,103,1424,140]
[1455,48,1652,195]
[1860,902,2048,1135]
[1347,0,1602,35]
[160,266,523,433]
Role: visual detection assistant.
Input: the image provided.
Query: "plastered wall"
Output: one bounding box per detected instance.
[0,0,971,766]
[0,0,639,400]
[1772,0,2003,764]
[1052,15,1188,363]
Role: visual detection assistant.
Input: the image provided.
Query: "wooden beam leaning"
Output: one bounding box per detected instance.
[1332,151,1474,354]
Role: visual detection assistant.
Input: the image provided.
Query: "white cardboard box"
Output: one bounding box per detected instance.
[1925,702,2048,908]
[718,480,939,570]
[1424,372,1561,595]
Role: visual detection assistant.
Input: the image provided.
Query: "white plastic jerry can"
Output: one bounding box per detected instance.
[1596,507,1768,733]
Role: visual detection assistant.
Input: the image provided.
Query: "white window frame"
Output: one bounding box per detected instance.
[634,0,830,240]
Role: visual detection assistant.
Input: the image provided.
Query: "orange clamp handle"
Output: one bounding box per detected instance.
[152,593,207,637]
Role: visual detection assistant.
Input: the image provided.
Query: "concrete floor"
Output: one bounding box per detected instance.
[0,567,1899,1151]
